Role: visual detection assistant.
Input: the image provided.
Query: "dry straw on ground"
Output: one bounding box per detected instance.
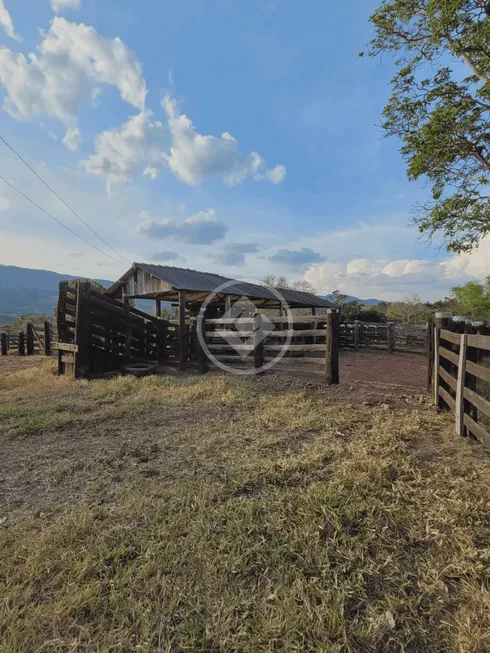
[1,359,490,652]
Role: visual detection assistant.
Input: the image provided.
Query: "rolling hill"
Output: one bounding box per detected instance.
[0,265,112,324]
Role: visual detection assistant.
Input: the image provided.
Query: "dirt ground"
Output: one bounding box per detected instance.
[0,350,430,520]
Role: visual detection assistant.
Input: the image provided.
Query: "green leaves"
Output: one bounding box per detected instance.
[367,0,490,251]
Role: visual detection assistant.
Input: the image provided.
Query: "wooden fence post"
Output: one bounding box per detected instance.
[74,281,90,378]
[123,295,132,364]
[325,309,340,385]
[433,312,452,407]
[26,322,34,356]
[44,320,51,356]
[156,318,168,367]
[387,322,395,354]
[196,316,208,374]
[18,330,25,356]
[1,332,7,356]
[427,317,434,391]
[354,320,360,350]
[179,290,187,371]
[253,313,265,375]
[455,333,468,437]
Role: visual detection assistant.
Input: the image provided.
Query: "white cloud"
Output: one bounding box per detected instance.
[440,236,490,280]
[51,0,81,13]
[304,236,490,301]
[0,0,20,41]
[82,111,164,189]
[138,208,228,244]
[162,95,286,186]
[62,126,81,151]
[0,17,146,123]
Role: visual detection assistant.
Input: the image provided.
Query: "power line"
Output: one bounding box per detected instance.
[0,135,130,264]
[0,174,124,264]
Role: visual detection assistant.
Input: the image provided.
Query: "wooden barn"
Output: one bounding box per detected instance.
[104,262,337,317]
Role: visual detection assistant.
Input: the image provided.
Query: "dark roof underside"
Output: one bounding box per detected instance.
[106,263,337,309]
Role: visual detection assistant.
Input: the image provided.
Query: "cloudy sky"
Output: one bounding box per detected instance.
[0,0,487,300]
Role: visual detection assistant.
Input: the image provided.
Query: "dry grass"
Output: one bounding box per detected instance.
[1,361,490,652]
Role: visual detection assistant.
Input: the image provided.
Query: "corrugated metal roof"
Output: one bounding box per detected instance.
[106,263,337,309]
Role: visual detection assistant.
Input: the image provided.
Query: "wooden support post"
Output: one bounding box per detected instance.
[123,295,132,364]
[354,320,360,350]
[26,322,34,356]
[387,322,395,354]
[1,332,7,356]
[427,317,434,392]
[224,295,231,314]
[156,318,168,366]
[179,290,187,371]
[155,299,162,318]
[74,281,90,378]
[196,315,208,374]
[18,330,25,356]
[253,313,264,375]
[434,312,452,407]
[465,321,479,428]
[44,320,51,356]
[325,309,340,385]
[455,332,468,437]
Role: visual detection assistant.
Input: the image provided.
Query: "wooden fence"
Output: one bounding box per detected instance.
[340,321,426,352]
[200,311,340,384]
[1,319,56,357]
[56,281,178,378]
[430,313,490,448]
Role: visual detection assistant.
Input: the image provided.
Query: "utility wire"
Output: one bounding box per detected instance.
[0,174,124,264]
[0,135,130,264]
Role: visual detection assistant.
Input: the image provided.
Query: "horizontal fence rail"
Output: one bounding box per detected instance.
[201,312,340,384]
[431,313,490,448]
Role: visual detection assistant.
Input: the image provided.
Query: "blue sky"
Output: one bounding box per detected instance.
[0,0,488,300]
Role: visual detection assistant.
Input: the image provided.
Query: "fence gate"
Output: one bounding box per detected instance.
[200,311,340,384]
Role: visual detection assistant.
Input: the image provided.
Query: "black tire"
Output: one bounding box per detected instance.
[122,363,157,377]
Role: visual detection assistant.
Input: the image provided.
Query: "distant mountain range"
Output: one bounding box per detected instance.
[0,265,112,324]
[0,264,383,325]
[323,294,382,306]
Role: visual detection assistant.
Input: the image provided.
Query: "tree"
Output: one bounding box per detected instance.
[363,1,490,252]
[67,278,106,293]
[261,276,316,293]
[450,276,490,320]
[387,293,430,324]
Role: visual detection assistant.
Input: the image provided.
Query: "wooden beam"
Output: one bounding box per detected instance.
[253,313,264,375]
[179,290,187,371]
[44,320,51,356]
[455,333,468,437]
[325,310,339,385]
[155,299,162,318]
[434,312,452,408]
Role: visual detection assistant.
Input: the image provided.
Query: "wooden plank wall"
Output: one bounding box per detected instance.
[432,316,490,448]
[56,281,178,378]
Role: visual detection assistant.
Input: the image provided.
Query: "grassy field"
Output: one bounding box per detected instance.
[1,359,490,652]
